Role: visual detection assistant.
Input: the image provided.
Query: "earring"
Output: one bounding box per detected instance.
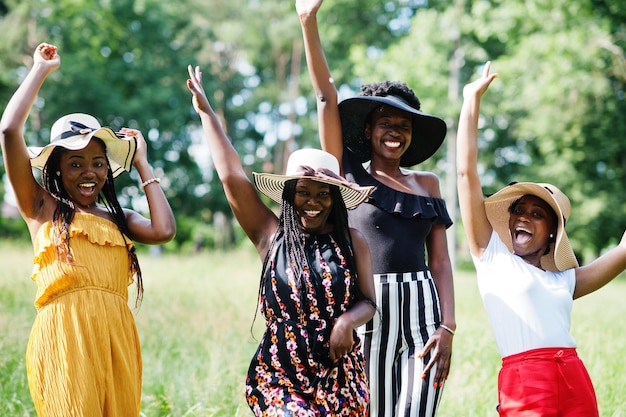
[56,171,61,176]
[549,234,554,239]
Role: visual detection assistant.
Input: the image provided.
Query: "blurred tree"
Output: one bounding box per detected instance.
[345,0,626,260]
[0,0,210,247]
[1,0,623,256]
[25,0,206,218]
[463,0,626,259]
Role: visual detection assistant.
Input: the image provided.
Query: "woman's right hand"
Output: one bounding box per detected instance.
[34,43,61,74]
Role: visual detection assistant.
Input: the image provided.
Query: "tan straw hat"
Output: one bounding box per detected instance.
[252,148,373,209]
[29,113,137,178]
[484,182,578,272]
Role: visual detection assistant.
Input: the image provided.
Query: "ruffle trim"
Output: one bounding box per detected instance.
[367,183,452,226]
[32,213,133,278]
[344,151,452,226]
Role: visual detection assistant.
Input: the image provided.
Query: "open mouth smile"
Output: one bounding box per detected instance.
[383,140,401,148]
[514,227,533,244]
[78,182,97,195]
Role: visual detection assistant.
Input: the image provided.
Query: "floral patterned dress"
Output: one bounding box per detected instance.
[245,232,369,416]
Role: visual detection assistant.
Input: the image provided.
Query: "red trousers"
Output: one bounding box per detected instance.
[497,347,598,417]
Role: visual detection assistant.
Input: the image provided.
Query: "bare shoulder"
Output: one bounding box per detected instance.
[401,169,442,197]
[123,207,140,221]
[349,227,368,246]
[29,192,59,221]
[23,193,62,239]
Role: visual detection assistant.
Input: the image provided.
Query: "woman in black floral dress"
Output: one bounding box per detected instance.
[187,65,377,416]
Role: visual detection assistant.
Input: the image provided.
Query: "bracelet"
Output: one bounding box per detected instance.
[439,324,455,336]
[140,177,161,190]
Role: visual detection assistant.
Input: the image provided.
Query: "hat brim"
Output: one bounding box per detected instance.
[29,127,137,178]
[338,95,447,167]
[252,172,373,210]
[484,182,578,271]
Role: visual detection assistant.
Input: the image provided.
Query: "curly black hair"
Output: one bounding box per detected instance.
[359,81,422,110]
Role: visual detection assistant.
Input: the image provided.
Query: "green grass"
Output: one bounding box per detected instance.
[1,240,625,416]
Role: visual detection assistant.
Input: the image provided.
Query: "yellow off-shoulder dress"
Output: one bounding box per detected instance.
[26,213,142,417]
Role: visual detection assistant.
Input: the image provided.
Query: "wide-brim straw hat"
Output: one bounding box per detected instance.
[484,181,578,272]
[29,113,137,178]
[252,148,373,209]
[338,94,447,167]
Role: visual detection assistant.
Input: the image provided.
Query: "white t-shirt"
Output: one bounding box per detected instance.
[472,231,577,358]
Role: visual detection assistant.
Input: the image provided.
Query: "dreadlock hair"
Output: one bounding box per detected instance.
[360,80,422,111]
[41,138,143,306]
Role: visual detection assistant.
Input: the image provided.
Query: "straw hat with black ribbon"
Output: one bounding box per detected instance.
[252,148,373,210]
[338,94,447,168]
[484,181,578,272]
[29,113,137,178]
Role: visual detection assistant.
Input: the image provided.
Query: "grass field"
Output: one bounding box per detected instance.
[1,239,625,416]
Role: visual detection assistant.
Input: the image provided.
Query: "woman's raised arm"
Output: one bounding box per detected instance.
[456,62,498,258]
[187,65,278,256]
[296,0,344,167]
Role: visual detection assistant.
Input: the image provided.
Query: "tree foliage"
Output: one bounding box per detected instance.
[0,0,624,257]
[342,0,626,259]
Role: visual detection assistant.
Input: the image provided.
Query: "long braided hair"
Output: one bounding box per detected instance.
[259,179,359,303]
[41,138,143,306]
[250,179,375,336]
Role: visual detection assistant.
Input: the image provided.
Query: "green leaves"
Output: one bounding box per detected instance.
[1,0,624,256]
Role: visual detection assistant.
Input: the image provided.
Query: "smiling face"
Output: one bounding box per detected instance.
[508,195,558,266]
[292,178,333,234]
[58,139,109,208]
[364,105,413,162]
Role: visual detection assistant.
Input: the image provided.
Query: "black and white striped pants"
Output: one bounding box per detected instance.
[359,271,444,417]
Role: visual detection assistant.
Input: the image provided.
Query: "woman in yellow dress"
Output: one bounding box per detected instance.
[0,42,176,417]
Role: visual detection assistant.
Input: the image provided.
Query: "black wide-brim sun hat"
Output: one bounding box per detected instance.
[338,95,447,167]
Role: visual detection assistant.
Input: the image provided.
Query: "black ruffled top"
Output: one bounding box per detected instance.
[343,150,452,274]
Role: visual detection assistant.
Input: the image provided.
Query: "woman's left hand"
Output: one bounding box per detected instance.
[328,315,354,363]
[419,327,453,388]
[119,128,148,167]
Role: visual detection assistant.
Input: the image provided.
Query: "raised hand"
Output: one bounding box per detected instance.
[462,61,498,100]
[186,65,214,116]
[34,42,61,73]
[119,128,147,167]
[295,0,323,19]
